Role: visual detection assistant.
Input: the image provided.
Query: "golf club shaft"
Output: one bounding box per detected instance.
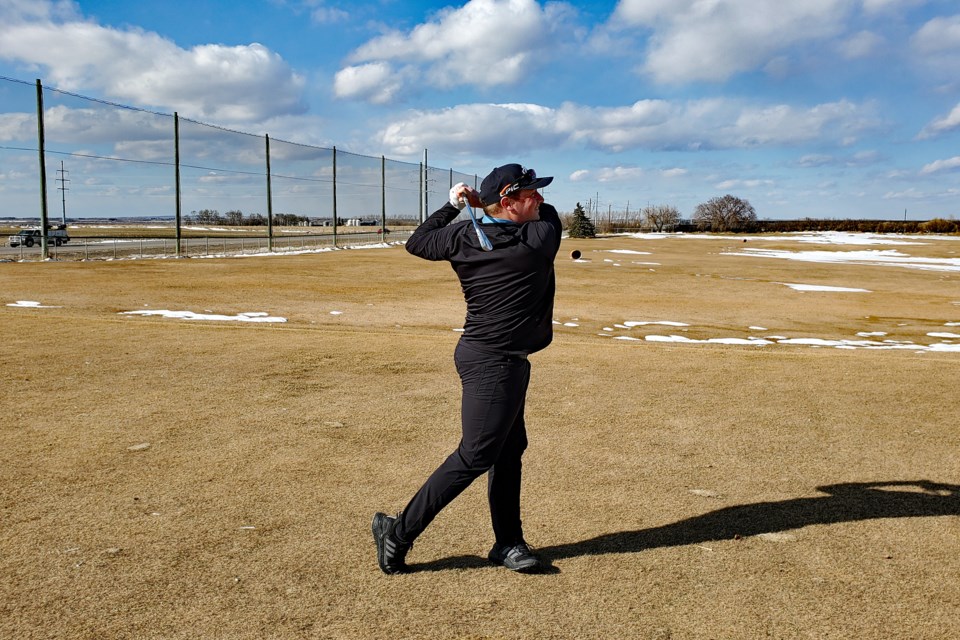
[463,201,494,251]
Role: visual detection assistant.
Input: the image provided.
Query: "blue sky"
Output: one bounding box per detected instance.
[1,0,959,220]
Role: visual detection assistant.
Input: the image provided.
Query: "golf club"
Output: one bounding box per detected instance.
[463,200,494,251]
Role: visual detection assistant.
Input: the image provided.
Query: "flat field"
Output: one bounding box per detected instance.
[2,232,958,639]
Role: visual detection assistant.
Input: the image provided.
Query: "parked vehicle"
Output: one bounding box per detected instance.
[8,225,70,248]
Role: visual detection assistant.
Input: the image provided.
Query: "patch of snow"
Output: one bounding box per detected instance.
[780,283,871,292]
[120,310,286,323]
[645,335,771,346]
[623,320,690,327]
[757,532,798,542]
[785,232,925,246]
[7,300,59,308]
[689,489,720,498]
[727,248,960,273]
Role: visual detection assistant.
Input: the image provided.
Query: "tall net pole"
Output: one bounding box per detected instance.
[35,79,50,259]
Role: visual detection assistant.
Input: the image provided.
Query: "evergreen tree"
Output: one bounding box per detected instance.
[567,202,596,238]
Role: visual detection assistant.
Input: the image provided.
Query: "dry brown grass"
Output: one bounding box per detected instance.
[2,234,959,639]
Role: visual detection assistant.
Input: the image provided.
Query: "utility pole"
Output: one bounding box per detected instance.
[423,149,429,221]
[56,161,69,225]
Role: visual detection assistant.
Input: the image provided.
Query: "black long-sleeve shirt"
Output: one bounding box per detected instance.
[405,202,562,355]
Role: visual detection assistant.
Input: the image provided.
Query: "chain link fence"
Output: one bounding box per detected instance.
[0,76,481,261]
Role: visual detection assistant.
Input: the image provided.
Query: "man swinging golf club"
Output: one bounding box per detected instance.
[373,163,560,574]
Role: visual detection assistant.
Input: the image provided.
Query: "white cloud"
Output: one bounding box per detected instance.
[911,15,960,77]
[839,30,884,59]
[885,169,912,179]
[595,166,645,182]
[920,156,960,175]
[762,56,792,79]
[861,0,926,13]
[911,15,960,54]
[333,62,407,104]
[883,188,929,199]
[378,102,564,156]
[2,104,178,160]
[798,153,835,167]
[558,99,679,152]
[848,150,882,165]
[883,186,960,200]
[338,0,574,102]
[796,150,883,168]
[0,0,79,22]
[612,0,855,83]
[917,102,960,139]
[46,105,171,144]
[377,97,882,158]
[569,165,686,183]
[0,112,36,143]
[612,0,685,26]
[0,1,306,123]
[1,102,332,166]
[310,4,349,24]
[715,178,774,190]
[733,101,870,146]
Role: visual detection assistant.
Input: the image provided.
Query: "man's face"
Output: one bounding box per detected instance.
[503,189,543,222]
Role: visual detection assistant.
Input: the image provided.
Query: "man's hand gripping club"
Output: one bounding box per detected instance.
[450,182,493,251]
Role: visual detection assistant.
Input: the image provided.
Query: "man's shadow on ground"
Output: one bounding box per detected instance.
[410,480,960,573]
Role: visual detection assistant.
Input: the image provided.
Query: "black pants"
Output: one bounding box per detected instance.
[394,340,531,546]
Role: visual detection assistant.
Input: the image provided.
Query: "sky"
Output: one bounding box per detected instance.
[1,0,959,220]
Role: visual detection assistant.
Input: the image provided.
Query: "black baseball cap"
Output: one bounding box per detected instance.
[479,164,553,205]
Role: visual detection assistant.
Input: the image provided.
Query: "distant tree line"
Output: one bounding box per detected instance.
[753,217,958,234]
[184,209,311,226]
[561,195,958,235]
[561,203,683,235]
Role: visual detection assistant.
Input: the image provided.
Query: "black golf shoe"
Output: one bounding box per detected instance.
[372,512,411,575]
[487,541,541,572]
